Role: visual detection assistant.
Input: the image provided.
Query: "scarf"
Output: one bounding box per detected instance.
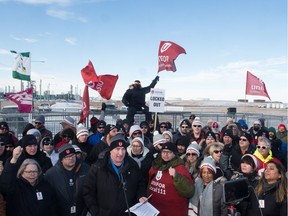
[254,149,273,163]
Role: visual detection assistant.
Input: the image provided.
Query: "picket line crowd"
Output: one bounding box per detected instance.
[0,106,287,216]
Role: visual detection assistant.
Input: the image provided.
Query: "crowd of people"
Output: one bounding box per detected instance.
[0,104,287,215]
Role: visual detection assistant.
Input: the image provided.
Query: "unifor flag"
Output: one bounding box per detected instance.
[81,61,118,100]
[158,41,186,72]
[78,85,90,124]
[11,50,31,81]
[88,74,119,100]
[4,87,33,113]
[245,71,271,100]
[81,60,99,85]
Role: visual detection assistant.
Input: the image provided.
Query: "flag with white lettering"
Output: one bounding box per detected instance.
[245,71,271,100]
[11,50,31,81]
[4,88,33,113]
[81,61,118,100]
[158,41,186,72]
[78,85,90,124]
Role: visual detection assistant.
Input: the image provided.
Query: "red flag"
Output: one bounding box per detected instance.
[158,41,186,72]
[88,74,119,100]
[81,61,99,85]
[4,87,33,113]
[78,85,90,124]
[245,71,271,100]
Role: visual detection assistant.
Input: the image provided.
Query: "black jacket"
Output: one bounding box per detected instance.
[122,78,158,109]
[83,152,147,216]
[0,161,56,216]
[44,159,90,216]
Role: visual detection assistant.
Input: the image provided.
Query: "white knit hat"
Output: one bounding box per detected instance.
[192,119,202,126]
[76,124,89,139]
[186,141,200,156]
[162,131,173,140]
[153,131,166,147]
[61,116,76,128]
[241,154,259,171]
[200,156,216,174]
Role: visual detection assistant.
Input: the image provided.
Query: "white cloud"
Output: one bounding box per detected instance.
[11,35,38,43]
[0,49,10,55]
[65,37,77,45]
[16,0,71,6]
[46,8,88,22]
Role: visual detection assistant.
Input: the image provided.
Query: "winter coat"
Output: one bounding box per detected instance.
[83,153,147,216]
[44,159,90,216]
[148,155,194,216]
[86,139,108,165]
[0,161,56,216]
[246,181,287,216]
[122,79,157,109]
[189,177,227,216]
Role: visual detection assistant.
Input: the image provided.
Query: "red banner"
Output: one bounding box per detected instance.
[78,85,90,124]
[245,71,271,100]
[4,87,33,113]
[158,41,186,72]
[81,61,118,100]
[81,60,99,85]
[88,74,119,100]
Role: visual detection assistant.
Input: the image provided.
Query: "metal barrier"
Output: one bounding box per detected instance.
[1,110,287,139]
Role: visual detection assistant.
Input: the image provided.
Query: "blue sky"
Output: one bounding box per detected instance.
[0,0,287,103]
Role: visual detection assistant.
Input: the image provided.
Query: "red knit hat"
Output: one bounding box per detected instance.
[278,124,286,129]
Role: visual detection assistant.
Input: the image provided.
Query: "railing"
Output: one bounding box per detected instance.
[1,110,287,139]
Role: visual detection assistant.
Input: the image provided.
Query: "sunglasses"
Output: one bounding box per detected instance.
[98,127,105,129]
[0,127,7,130]
[182,126,189,129]
[160,126,167,128]
[186,153,198,156]
[239,138,247,141]
[5,145,14,149]
[213,150,222,154]
[193,125,201,128]
[133,132,142,136]
[43,142,53,146]
[35,122,42,125]
[0,143,5,146]
[212,126,218,128]
[257,146,267,150]
[141,126,148,129]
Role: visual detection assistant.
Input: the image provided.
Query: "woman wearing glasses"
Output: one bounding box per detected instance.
[0,146,56,216]
[147,142,194,216]
[253,137,282,176]
[184,142,200,181]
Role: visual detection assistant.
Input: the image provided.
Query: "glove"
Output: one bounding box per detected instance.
[101,103,106,111]
[154,75,159,82]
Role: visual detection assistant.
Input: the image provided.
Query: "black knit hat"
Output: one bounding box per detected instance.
[104,124,117,136]
[223,129,233,139]
[205,131,216,140]
[109,134,127,151]
[58,144,76,161]
[0,122,9,131]
[240,132,252,143]
[162,142,177,153]
[21,135,38,147]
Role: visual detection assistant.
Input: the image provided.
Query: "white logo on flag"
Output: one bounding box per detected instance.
[160,43,172,53]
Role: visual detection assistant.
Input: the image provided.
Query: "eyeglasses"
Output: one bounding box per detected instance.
[133,132,142,136]
[5,146,14,149]
[35,122,42,125]
[257,146,267,150]
[0,127,7,130]
[182,126,189,129]
[132,145,142,148]
[0,143,5,146]
[160,126,167,128]
[98,127,105,129]
[24,170,39,174]
[186,153,198,157]
[193,125,201,128]
[239,138,247,141]
[43,142,53,146]
[213,150,222,154]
